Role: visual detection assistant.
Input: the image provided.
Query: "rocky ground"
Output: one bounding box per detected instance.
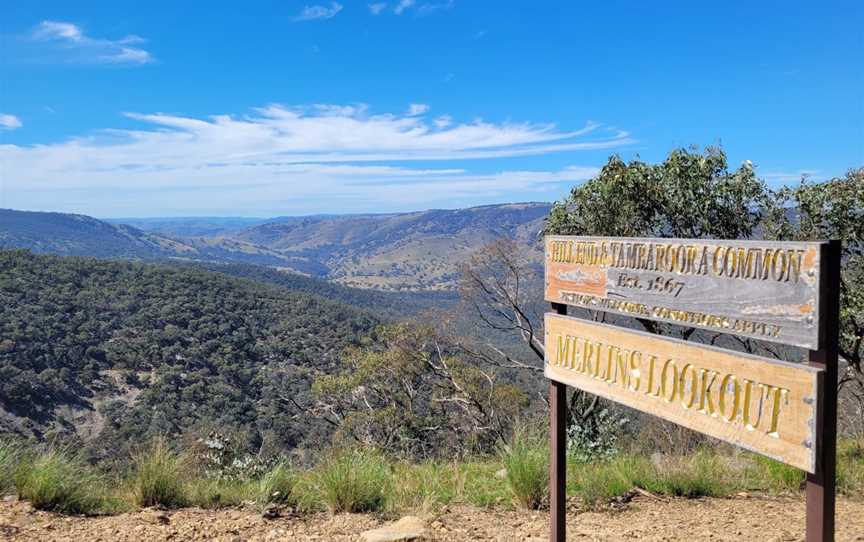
[1,495,863,541]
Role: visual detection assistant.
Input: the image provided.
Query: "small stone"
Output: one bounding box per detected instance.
[495,468,508,479]
[360,516,427,542]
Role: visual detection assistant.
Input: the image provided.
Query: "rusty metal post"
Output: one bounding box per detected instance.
[806,240,841,542]
[550,302,567,542]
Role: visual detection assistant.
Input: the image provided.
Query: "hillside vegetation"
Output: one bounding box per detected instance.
[0,250,378,458]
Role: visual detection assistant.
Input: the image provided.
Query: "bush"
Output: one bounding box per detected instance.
[501,428,549,510]
[257,462,295,506]
[129,439,187,508]
[313,448,392,513]
[14,449,107,514]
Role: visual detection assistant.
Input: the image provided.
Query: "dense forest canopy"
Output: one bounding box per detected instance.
[0,250,378,460]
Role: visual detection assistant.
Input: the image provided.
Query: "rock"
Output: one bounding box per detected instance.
[495,468,508,479]
[142,510,170,525]
[360,516,426,542]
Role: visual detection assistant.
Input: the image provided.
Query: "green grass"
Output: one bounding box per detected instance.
[570,455,653,504]
[128,439,188,509]
[3,438,863,517]
[501,430,549,509]
[309,448,392,513]
[187,478,253,509]
[14,449,110,515]
[257,462,295,506]
[0,441,21,495]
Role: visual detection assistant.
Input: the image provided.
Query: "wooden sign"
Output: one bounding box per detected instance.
[545,313,822,472]
[545,236,824,349]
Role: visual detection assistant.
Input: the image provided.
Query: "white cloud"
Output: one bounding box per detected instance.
[32,21,153,65]
[369,2,388,14]
[394,0,415,14]
[294,3,343,21]
[407,103,430,116]
[0,114,22,130]
[0,103,630,215]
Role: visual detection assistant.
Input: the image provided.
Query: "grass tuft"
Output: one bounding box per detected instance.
[0,441,21,495]
[129,438,188,509]
[187,478,252,509]
[257,462,295,506]
[501,428,549,510]
[312,448,392,513]
[14,448,108,515]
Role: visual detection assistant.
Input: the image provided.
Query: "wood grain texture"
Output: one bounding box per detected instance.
[544,314,821,472]
[544,236,824,349]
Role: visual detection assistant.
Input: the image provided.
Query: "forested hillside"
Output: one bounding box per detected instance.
[0,209,317,271]
[0,250,379,459]
[181,261,457,320]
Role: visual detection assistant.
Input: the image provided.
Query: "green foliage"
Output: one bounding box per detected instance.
[313,323,528,458]
[570,455,653,504]
[187,478,253,509]
[501,427,549,510]
[257,462,295,506]
[311,448,392,513]
[764,169,864,415]
[648,452,730,498]
[129,439,188,508]
[744,455,805,493]
[0,250,378,457]
[14,449,108,515]
[0,440,20,494]
[546,147,766,239]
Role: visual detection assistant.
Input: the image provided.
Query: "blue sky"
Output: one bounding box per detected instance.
[1,1,862,217]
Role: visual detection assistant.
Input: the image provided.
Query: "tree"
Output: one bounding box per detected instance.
[763,168,864,429]
[457,148,771,449]
[309,323,528,458]
[546,146,766,239]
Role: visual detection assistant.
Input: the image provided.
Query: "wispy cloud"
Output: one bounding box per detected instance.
[31,21,153,65]
[0,114,22,130]
[394,0,415,14]
[368,2,388,15]
[294,3,343,21]
[0,103,630,215]
[407,103,430,116]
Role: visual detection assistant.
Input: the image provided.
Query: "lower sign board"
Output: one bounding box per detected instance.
[544,313,822,472]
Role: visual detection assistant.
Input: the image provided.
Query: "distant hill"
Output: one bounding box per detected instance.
[233,202,552,290]
[105,216,268,237]
[1,203,552,291]
[0,209,316,271]
[0,250,379,457]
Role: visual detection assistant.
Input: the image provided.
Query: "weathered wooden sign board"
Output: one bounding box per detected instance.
[545,314,821,472]
[545,236,823,349]
[544,235,841,542]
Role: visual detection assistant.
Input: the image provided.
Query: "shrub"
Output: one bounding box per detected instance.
[501,428,549,510]
[313,448,392,513]
[257,462,295,506]
[14,449,107,514]
[129,439,187,508]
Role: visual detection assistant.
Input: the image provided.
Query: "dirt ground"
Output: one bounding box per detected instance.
[1,495,863,542]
